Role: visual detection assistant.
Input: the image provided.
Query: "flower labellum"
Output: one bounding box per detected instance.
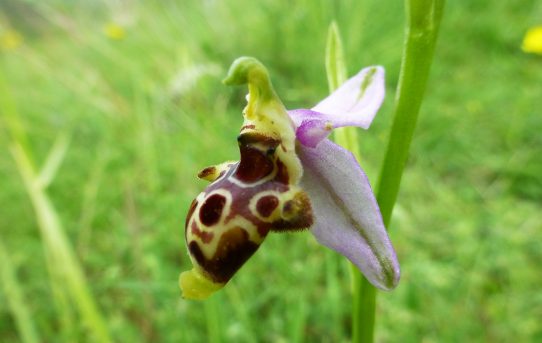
[180,57,400,300]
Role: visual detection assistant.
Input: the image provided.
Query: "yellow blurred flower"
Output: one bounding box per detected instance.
[1,30,23,51]
[522,26,542,55]
[103,23,126,40]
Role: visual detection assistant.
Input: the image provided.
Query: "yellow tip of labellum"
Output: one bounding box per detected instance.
[179,268,224,300]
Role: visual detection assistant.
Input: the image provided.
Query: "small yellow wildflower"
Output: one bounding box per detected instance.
[522,26,542,55]
[1,30,23,51]
[103,23,125,40]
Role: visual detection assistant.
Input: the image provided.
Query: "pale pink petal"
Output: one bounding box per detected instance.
[297,139,400,290]
[311,66,385,129]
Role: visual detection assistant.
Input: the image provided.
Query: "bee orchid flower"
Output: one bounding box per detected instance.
[180,57,400,300]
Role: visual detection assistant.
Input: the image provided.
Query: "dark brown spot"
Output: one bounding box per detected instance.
[198,166,216,179]
[188,241,207,269]
[199,194,226,226]
[256,195,279,217]
[185,199,198,229]
[274,158,289,184]
[235,146,274,183]
[189,227,260,283]
[191,223,214,243]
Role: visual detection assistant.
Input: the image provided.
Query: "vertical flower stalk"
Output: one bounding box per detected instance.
[371,1,445,341]
[376,0,446,224]
[327,0,445,342]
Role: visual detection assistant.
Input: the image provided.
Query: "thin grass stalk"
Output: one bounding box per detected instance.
[204,295,222,343]
[324,251,343,340]
[326,21,370,343]
[0,77,76,339]
[327,23,361,160]
[77,146,110,255]
[289,297,307,342]
[10,142,112,343]
[132,78,159,192]
[0,239,41,343]
[43,241,77,341]
[1,73,112,343]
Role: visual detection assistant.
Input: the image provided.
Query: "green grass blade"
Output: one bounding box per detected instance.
[37,132,70,189]
[42,243,77,342]
[10,142,112,343]
[204,295,222,343]
[0,239,41,343]
[321,24,351,330]
[325,21,347,92]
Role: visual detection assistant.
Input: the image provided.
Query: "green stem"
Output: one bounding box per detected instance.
[356,1,445,342]
[376,0,446,224]
[327,0,445,341]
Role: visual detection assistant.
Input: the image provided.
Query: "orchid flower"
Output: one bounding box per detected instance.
[180,57,400,300]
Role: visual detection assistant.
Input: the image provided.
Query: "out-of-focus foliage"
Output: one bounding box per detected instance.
[0,0,541,342]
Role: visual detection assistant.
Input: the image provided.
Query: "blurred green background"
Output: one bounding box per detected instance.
[1,0,541,342]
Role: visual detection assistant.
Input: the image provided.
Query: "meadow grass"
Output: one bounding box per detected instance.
[1,0,541,342]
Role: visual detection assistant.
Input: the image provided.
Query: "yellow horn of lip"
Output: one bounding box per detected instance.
[179,268,225,300]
